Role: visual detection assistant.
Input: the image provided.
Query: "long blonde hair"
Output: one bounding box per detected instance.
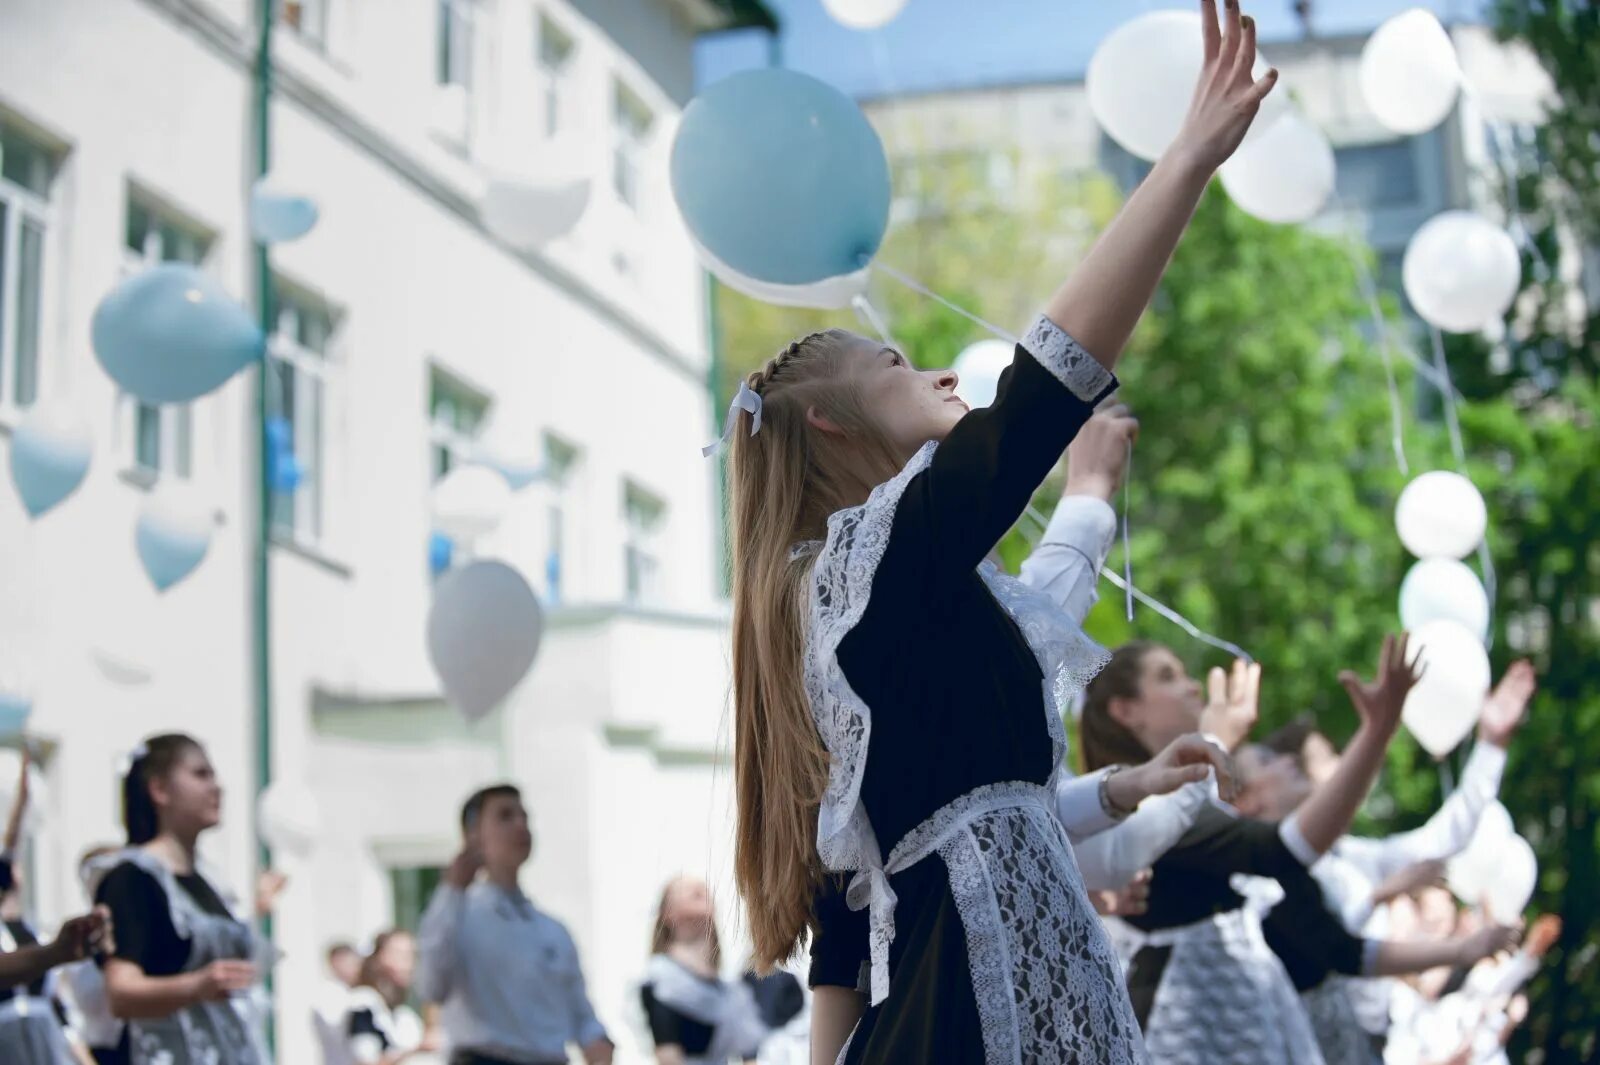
[727,329,906,970]
[650,877,724,971]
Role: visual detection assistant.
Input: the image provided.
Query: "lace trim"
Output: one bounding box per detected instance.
[1021,314,1116,403]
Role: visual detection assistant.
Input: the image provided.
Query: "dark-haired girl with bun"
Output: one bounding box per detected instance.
[89,734,271,1065]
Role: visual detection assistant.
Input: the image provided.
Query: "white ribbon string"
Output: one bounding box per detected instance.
[1427,324,1498,648]
[701,381,763,458]
[1121,439,1134,622]
[851,294,897,348]
[870,261,1020,343]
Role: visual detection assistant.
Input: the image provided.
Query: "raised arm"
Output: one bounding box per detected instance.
[1045,0,1276,367]
[1291,634,1421,859]
[412,846,479,1005]
[2,745,29,856]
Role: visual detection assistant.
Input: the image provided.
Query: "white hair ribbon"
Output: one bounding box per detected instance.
[701,381,763,458]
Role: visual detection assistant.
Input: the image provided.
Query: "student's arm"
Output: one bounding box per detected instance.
[811,985,865,1065]
[412,846,479,1004]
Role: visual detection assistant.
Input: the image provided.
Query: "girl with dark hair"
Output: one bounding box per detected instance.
[343,930,435,1065]
[640,877,766,1065]
[89,734,272,1065]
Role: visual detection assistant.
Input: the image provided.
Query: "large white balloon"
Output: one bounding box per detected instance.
[822,0,907,31]
[1403,619,1491,757]
[1359,9,1462,136]
[257,781,322,859]
[1483,833,1538,921]
[691,233,869,311]
[1399,557,1490,640]
[1402,212,1522,334]
[951,339,1015,409]
[481,171,592,250]
[1395,471,1488,560]
[1087,10,1287,163]
[1219,112,1336,224]
[431,465,512,543]
[427,560,544,721]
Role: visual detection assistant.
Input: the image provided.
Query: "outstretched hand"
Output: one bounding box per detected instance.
[1338,633,1423,739]
[1064,404,1139,502]
[1170,0,1280,173]
[1199,658,1261,752]
[1108,732,1236,812]
[1479,659,1536,749]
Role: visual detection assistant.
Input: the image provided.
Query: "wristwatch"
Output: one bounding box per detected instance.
[1098,764,1136,819]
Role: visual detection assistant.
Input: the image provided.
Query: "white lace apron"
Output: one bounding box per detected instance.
[0,921,76,1065]
[1118,905,1326,1065]
[802,332,1147,1064]
[89,849,270,1065]
[1303,978,1379,1065]
[643,954,768,1065]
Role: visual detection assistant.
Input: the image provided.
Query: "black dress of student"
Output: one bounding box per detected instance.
[796,315,1144,1064]
[92,849,267,1065]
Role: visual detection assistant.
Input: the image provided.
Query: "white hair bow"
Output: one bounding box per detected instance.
[701,381,763,458]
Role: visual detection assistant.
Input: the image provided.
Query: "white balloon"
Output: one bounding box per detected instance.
[135,481,216,591]
[822,0,907,31]
[427,560,544,721]
[1445,799,1516,903]
[1403,619,1491,758]
[1399,558,1490,640]
[1359,9,1462,136]
[473,418,545,491]
[431,465,512,543]
[1087,10,1287,163]
[257,781,322,859]
[691,233,868,310]
[951,339,1015,409]
[1219,112,1337,224]
[481,172,591,250]
[1402,212,1522,334]
[1483,833,1538,921]
[1395,470,1488,560]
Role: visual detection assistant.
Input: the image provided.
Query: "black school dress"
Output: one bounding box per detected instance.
[798,315,1144,1064]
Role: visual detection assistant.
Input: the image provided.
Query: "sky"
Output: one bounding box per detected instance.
[696,0,1492,98]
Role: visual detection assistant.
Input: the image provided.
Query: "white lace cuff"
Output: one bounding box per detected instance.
[1021,314,1117,403]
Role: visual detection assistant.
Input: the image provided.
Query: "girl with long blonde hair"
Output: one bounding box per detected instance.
[719,3,1280,1060]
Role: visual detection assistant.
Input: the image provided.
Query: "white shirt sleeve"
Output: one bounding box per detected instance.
[1055,769,1119,842]
[1018,495,1119,628]
[1336,742,1507,885]
[1279,812,1320,868]
[1312,851,1381,933]
[1073,780,1211,891]
[413,883,465,1005]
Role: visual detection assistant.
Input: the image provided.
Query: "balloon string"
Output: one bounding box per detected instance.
[1020,503,1253,663]
[1121,440,1134,622]
[851,294,897,348]
[1428,324,1498,648]
[870,261,1020,344]
[1338,229,1411,478]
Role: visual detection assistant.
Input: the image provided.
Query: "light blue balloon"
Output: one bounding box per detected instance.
[0,692,29,739]
[136,498,212,592]
[671,68,890,286]
[92,263,264,404]
[10,407,92,517]
[250,182,320,244]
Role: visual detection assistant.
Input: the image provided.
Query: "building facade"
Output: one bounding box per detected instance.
[0,0,773,1061]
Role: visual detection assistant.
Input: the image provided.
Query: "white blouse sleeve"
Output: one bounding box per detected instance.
[1018,495,1119,629]
[1054,769,1120,842]
[1073,781,1211,891]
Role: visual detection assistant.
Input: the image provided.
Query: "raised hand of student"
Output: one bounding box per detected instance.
[254,869,288,917]
[1479,659,1536,749]
[49,905,112,964]
[443,844,484,890]
[1063,403,1139,502]
[1338,633,1422,740]
[1169,0,1280,174]
[1109,732,1236,811]
[1456,923,1520,968]
[1199,658,1260,752]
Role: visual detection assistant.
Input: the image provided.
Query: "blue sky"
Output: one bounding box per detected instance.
[697,0,1491,97]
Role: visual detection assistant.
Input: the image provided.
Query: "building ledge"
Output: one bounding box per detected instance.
[674,0,780,34]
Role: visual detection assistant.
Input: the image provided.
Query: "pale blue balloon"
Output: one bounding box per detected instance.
[135,493,213,591]
[92,263,264,404]
[250,181,320,244]
[0,692,29,739]
[9,406,92,517]
[671,68,890,286]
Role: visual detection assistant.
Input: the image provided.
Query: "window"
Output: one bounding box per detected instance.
[429,369,490,480]
[121,192,211,479]
[388,865,442,932]
[536,15,576,138]
[543,434,579,604]
[279,0,329,47]
[622,480,665,605]
[612,81,653,210]
[1334,141,1420,210]
[437,0,474,88]
[268,283,336,545]
[0,121,56,415]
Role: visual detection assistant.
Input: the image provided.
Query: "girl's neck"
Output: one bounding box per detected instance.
[143,830,199,875]
[667,933,717,978]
